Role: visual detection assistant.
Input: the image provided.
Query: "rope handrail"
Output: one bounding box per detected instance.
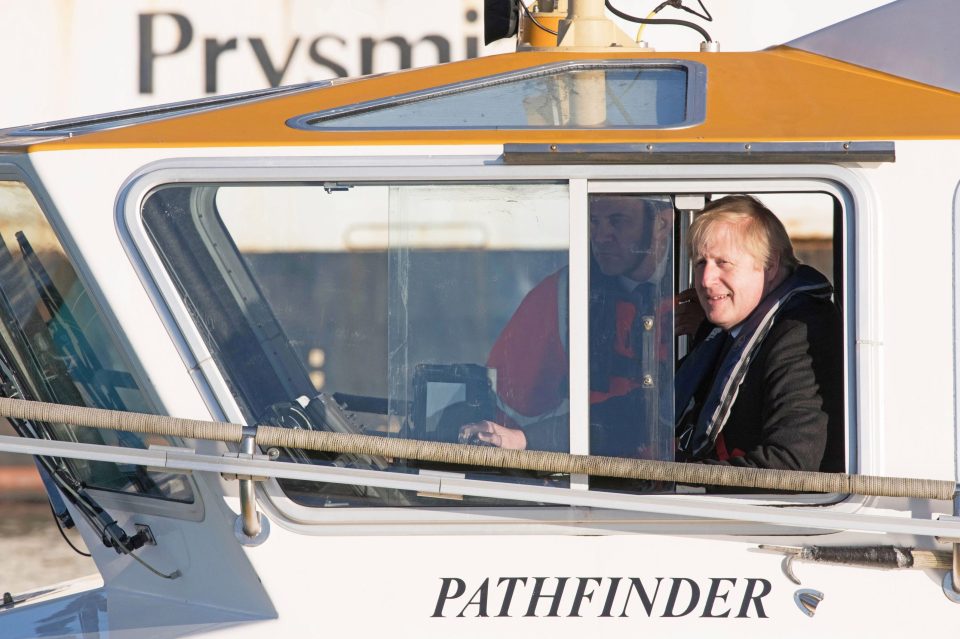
[0,397,954,501]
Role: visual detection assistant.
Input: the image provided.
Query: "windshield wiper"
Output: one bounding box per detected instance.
[13,232,158,493]
[0,233,178,576]
[0,351,178,578]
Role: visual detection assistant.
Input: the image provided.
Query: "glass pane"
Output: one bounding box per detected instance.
[674,193,844,479]
[587,194,675,492]
[306,66,688,129]
[386,185,570,457]
[143,182,569,507]
[0,181,193,502]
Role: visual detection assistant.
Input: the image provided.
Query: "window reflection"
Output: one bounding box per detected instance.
[587,195,675,491]
[0,181,193,502]
[303,65,689,130]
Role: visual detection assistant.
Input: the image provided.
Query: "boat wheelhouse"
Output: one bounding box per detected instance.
[1,0,960,635]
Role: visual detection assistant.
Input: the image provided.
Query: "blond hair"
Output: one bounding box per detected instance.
[688,195,799,272]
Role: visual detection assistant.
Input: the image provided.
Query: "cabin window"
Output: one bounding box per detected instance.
[0,181,194,502]
[143,182,571,506]
[671,190,844,487]
[142,181,844,509]
[290,60,704,130]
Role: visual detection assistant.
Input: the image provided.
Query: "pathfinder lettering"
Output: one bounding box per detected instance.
[432,577,771,619]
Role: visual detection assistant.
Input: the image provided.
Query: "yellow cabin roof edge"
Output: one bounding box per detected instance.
[12,46,960,152]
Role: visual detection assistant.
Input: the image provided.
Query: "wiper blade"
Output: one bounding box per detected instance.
[0,335,177,577]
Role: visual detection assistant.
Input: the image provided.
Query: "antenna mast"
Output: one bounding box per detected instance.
[555,0,636,48]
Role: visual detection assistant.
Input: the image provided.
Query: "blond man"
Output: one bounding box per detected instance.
[675,195,844,475]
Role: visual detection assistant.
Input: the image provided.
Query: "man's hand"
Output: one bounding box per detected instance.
[459,421,527,450]
[675,287,705,336]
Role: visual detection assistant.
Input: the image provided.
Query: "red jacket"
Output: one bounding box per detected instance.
[488,268,668,433]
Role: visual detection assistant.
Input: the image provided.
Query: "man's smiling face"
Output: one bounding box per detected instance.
[693,221,774,331]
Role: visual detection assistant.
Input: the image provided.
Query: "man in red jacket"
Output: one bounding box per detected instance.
[459,194,674,458]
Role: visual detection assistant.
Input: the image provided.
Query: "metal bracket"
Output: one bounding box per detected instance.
[220,450,270,481]
[234,511,271,547]
[133,523,157,546]
[937,491,960,601]
[146,445,195,475]
[227,429,270,544]
[934,514,960,545]
[503,141,896,165]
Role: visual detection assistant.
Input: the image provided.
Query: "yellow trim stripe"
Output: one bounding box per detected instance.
[25,46,960,152]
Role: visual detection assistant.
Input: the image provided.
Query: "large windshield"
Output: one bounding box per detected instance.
[142,182,678,506]
[0,181,193,502]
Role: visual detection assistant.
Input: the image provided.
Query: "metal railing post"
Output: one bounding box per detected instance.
[228,426,270,546]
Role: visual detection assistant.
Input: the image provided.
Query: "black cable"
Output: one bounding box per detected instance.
[45,463,180,579]
[99,523,180,579]
[605,0,713,42]
[519,1,559,37]
[666,0,712,22]
[48,500,91,558]
[0,336,176,575]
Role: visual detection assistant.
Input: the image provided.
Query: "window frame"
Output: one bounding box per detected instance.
[120,156,869,536]
[286,59,707,132]
[0,163,205,520]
